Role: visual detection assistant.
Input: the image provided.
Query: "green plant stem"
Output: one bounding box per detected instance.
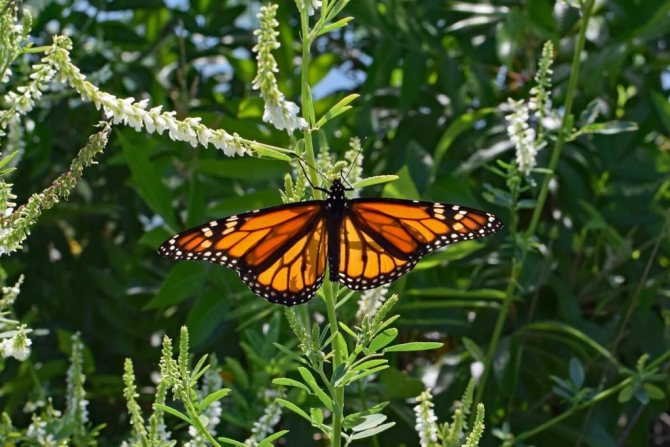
[526,0,595,237]
[183,394,221,447]
[323,279,345,447]
[298,7,344,446]
[474,0,595,407]
[299,7,322,199]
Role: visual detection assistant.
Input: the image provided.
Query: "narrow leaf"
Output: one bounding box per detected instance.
[352,414,388,432]
[251,144,292,162]
[316,16,354,36]
[384,342,443,353]
[154,404,193,425]
[352,175,399,190]
[258,430,290,446]
[272,378,311,393]
[315,94,359,128]
[352,359,387,372]
[218,437,248,447]
[298,367,333,411]
[349,422,396,440]
[199,388,232,411]
[462,337,485,363]
[310,408,324,425]
[276,398,312,423]
[576,120,638,136]
[367,328,398,353]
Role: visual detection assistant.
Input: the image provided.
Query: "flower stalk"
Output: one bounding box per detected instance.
[474,0,596,415]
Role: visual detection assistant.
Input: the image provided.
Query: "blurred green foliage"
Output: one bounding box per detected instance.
[1,0,670,445]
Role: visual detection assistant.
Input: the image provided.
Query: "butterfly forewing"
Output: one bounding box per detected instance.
[158,201,327,305]
[334,198,502,290]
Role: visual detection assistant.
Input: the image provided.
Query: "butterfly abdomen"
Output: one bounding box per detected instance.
[325,179,348,281]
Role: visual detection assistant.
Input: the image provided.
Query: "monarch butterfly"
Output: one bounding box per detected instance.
[158,179,502,306]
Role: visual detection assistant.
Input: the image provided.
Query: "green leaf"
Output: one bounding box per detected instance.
[276,398,312,423]
[404,287,505,300]
[574,121,638,137]
[366,328,398,353]
[154,404,193,425]
[644,383,665,400]
[273,342,307,364]
[338,321,357,339]
[310,408,324,426]
[0,150,20,171]
[191,354,210,382]
[199,388,231,411]
[258,430,290,446]
[384,342,443,353]
[335,332,348,360]
[352,359,387,372]
[352,413,388,432]
[343,402,390,429]
[316,16,354,36]
[349,422,396,440]
[579,98,607,126]
[463,337,485,363]
[346,365,389,384]
[250,144,292,161]
[218,437,248,447]
[272,378,311,393]
[315,93,359,128]
[351,175,399,190]
[298,367,333,411]
[146,262,207,309]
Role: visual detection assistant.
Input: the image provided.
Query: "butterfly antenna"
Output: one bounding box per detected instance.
[344,139,366,181]
[294,155,328,193]
[340,170,355,191]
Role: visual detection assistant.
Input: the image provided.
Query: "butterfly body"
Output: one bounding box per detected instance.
[159,179,502,306]
[323,179,349,282]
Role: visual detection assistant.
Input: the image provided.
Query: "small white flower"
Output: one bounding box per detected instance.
[41,35,247,156]
[470,361,484,380]
[307,0,322,15]
[414,389,439,447]
[356,285,388,322]
[244,389,284,446]
[505,98,538,176]
[1,274,24,307]
[262,100,308,135]
[2,325,32,361]
[253,4,307,135]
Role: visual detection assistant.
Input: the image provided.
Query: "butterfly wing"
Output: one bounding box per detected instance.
[158,202,328,306]
[334,199,502,290]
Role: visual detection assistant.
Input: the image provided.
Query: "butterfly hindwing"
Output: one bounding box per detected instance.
[334,198,502,290]
[158,201,327,305]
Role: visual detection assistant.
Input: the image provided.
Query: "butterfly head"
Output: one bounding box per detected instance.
[325,179,348,213]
